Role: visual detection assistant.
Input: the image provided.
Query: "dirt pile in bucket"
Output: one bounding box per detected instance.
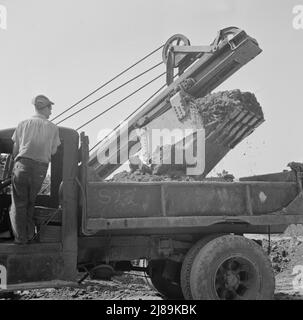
[136,89,263,177]
[194,89,263,128]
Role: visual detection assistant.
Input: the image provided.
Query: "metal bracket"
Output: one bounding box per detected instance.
[170,92,187,121]
[172,45,217,55]
[164,27,243,86]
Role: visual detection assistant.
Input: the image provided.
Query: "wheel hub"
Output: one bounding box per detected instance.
[214,257,257,300]
[224,270,240,289]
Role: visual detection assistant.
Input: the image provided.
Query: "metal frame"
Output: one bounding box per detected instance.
[164,27,248,85]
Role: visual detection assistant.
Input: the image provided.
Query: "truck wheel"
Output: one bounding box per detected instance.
[190,235,275,300]
[180,234,225,300]
[148,260,184,300]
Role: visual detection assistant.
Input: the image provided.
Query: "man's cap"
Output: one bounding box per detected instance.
[32,95,54,109]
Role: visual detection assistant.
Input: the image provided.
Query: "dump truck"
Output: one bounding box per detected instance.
[1,27,303,300]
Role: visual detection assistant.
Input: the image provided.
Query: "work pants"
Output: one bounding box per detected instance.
[9,158,48,244]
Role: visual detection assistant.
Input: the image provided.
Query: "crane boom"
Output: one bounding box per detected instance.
[87,27,263,180]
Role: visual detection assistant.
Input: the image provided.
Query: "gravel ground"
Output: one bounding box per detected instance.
[264,234,303,300]
[0,273,162,301]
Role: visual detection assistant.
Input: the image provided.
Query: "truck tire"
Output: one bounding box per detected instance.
[190,235,275,300]
[148,260,184,300]
[180,233,225,300]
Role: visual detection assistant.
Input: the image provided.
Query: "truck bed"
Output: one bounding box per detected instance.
[81,177,303,235]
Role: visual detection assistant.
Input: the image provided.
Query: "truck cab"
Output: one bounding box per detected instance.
[0,127,79,290]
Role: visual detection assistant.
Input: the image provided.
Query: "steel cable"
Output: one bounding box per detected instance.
[89,73,178,152]
[51,44,164,122]
[89,72,179,152]
[76,72,166,131]
[56,62,163,125]
[89,83,166,152]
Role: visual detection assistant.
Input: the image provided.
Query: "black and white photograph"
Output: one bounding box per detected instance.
[1,0,303,304]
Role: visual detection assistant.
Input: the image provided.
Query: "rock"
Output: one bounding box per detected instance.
[194,89,263,127]
[273,263,281,273]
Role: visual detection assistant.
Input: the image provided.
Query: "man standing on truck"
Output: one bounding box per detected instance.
[10,95,61,244]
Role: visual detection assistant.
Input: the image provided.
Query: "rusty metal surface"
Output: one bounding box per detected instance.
[86,181,298,220]
[166,182,297,216]
[87,182,162,218]
[0,243,64,284]
[5,254,65,284]
[82,224,289,238]
[85,214,303,234]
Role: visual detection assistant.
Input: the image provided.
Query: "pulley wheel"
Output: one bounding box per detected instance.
[211,26,241,47]
[162,34,190,65]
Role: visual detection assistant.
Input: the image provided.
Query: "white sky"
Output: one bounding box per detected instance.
[1,0,303,178]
